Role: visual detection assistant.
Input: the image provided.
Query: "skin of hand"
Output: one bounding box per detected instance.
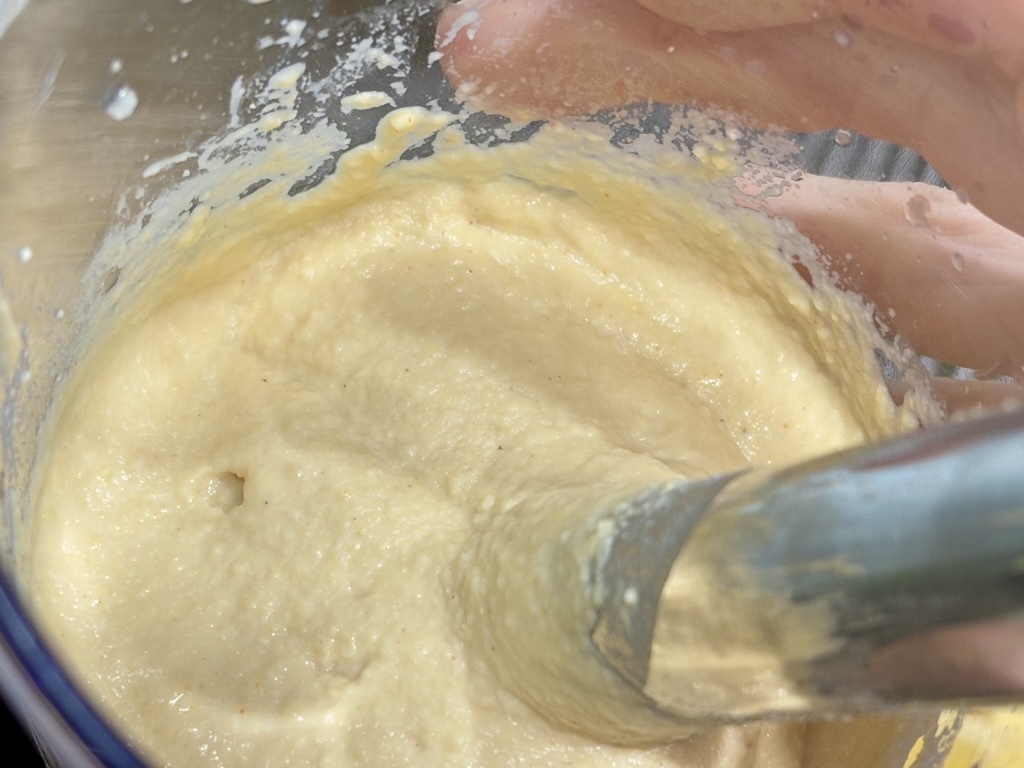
[436,0,1024,236]
[436,0,1024,387]
[754,176,1024,380]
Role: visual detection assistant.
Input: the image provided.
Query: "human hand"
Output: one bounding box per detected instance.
[436,0,1024,388]
[436,0,1024,236]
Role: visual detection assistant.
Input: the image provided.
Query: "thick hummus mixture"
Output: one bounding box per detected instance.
[29,110,951,766]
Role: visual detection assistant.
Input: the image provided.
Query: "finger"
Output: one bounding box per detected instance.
[436,0,1024,235]
[634,0,836,32]
[593,0,1024,182]
[753,176,1024,378]
[841,0,1024,78]
[637,0,1024,68]
[840,0,1024,138]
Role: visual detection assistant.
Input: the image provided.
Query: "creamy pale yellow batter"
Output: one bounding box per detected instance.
[28,109,955,766]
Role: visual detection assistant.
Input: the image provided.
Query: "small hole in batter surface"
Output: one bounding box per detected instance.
[205,471,245,512]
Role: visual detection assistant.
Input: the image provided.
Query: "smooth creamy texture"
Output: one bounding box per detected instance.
[29,111,943,766]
